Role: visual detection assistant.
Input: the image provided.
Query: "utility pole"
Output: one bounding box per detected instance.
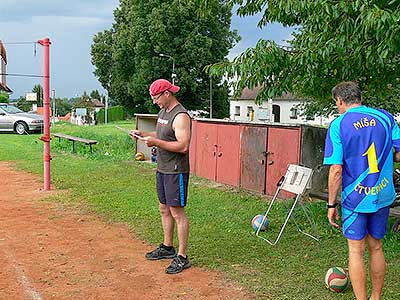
[105,95,108,124]
[38,37,51,191]
[51,89,56,124]
[159,53,176,84]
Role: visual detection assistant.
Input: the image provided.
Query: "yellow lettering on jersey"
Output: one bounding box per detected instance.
[353,177,389,196]
[353,117,377,130]
[362,143,379,174]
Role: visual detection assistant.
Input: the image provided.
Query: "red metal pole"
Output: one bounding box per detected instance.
[38,38,51,190]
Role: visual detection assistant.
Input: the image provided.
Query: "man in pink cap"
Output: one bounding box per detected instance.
[130,78,192,274]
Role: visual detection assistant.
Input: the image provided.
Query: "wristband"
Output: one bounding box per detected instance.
[327,203,338,209]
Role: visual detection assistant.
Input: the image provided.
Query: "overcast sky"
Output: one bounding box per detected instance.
[0,0,292,99]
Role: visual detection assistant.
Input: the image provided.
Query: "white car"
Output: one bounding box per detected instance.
[0,104,44,134]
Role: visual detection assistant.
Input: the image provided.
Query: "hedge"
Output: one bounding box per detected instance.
[96,105,125,123]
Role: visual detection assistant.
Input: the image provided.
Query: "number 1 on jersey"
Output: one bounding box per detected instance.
[362,143,379,174]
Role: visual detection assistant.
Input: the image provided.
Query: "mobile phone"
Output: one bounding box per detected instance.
[131,133,142,139]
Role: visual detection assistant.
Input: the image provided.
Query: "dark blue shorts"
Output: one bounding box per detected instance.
[342,205,391,240]
[156,172,189,207]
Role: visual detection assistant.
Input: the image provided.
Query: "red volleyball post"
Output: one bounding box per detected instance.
[38,38,51,190]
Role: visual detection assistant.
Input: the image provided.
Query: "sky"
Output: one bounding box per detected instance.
[0,0,293,100]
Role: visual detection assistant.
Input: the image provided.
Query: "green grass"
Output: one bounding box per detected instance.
[51,120,135,160]
[0,121,399,300]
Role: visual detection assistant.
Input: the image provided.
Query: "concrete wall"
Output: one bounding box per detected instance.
[300,125,329,194]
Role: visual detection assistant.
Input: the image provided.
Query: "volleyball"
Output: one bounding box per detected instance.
[135,152,145,161]
[324,267,349,292]
[251,214,269,232]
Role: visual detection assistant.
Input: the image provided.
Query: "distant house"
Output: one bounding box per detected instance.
[229,86,334,126]
[0,40,12,93]
[58,112,71,122]
[70,99,105,126]
[91,99,105,113]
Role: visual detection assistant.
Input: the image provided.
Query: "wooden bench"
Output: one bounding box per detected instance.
[53,133,98,153]
[390,207,400,218]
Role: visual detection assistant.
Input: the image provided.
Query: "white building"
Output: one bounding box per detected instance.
[229,86,335,126]
[70,99,105,126]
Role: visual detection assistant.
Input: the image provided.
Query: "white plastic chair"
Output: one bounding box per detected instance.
[256,164,320,245]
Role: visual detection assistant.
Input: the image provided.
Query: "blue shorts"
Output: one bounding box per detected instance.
[156,172,189,207]
[342,205,391,240]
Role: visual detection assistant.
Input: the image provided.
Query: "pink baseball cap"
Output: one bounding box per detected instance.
[149,79,180,96]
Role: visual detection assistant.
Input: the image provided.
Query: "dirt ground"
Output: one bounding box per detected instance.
[0,162,254,300]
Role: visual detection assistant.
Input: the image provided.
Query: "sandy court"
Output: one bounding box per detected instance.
[0,162,254,300]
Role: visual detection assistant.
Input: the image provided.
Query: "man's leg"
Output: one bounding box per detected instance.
[169,206,189,257]
[348,238,368,300]
[365,205,391,300]
[367,235,386,300]
[160,203,174,247]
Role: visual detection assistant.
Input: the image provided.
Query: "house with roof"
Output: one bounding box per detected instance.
[70,98,105,126]
[229,86,334,126]
[0,40,12,94]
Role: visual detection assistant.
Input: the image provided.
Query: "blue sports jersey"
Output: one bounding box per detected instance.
[324,106,400,213]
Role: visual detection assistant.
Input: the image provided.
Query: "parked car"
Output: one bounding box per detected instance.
[0,104,44,134]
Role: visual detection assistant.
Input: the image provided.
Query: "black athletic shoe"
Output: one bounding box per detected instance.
[145,244,176,260]
[165,255,191,274]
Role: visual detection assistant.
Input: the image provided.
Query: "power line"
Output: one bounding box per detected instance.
[0,73,47,78]
[1,41,38,45]
[1,41,39,56]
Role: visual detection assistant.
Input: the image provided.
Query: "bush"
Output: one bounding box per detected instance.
[0,92,9,103]
[96,105,125,124]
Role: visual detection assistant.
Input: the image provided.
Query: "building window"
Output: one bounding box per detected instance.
[272,104,280,123]
[290,107,298,119]
[235,106,240,116]
[246,106,254,117]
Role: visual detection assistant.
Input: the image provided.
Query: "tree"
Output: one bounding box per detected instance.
[16,96,32,111]
[91,0,239,117]
[72,91,95,124]
[55,98,72,116]
[72,91,92,109]
[32,84,44,107]
[90,90,101,100]
[0,92,9,103]
[201,0,400,116]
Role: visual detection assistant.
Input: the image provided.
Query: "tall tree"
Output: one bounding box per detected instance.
[32,84,43,107]
[201,0,400,116]
[55,98,72,116]
[73,91,92,108]
[91,0,239,116]
[90,90,101,100]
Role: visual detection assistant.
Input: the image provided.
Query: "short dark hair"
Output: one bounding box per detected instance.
[332,81,362,105]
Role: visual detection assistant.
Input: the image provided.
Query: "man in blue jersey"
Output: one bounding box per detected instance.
[324,81,400,300]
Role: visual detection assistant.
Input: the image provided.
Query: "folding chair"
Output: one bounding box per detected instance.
[256,164,320,245]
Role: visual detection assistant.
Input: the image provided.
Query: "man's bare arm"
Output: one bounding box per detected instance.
[328,164,342,206]
[327,164,342,228]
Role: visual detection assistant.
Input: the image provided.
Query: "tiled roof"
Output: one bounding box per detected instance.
[92,99,105,107]
[58,112,71,121]
[237,86,263,100]
[0,40,6,64]
[0,82,12,93]
[36,107,52,116]
[233,86,298,101]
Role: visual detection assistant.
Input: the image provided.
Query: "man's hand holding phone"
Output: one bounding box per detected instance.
[129,130,143,140]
